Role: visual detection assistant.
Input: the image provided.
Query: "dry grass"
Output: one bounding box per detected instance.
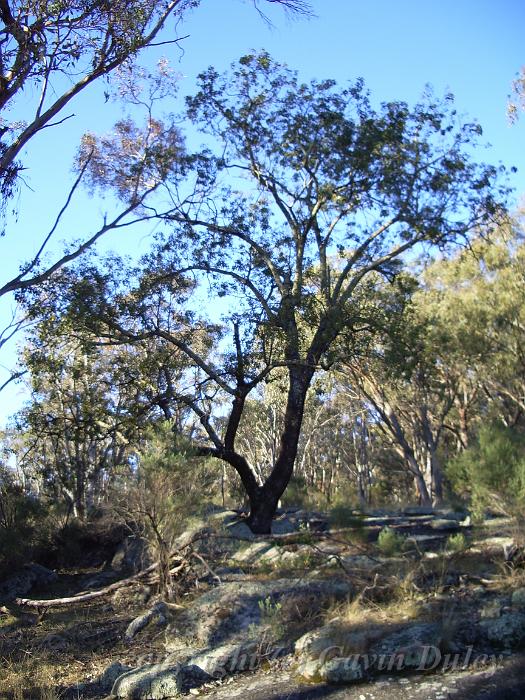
[0,652,63,700]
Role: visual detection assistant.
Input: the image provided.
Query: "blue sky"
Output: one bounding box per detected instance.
[1,0,524,424]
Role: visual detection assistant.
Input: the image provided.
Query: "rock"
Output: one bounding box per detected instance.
[295,622,383,661]
[165,643,200,665]
[295,657,324,681]
[340,554,381,571]
[231,542,274,564]
[321,656,364,683]
[403,506,435,516]
[207,511,257,541]
[188,641,260,677]
[83,569,119,589]
[125,602,169,641]
[271,516,297,535]
[111,663,186,699]
[434,509,468,521]
[70,661,135,696]
[0,563,57,602]
[171,579,351,646]
[111,536,153,573]
[257,544,314,567]
[369,623,442,670]
[479,612,525,650]
[39,632,69,651]
[296,653,364,683]
[98,662,134,691]
[511,587,525,609]
[111,642,266,698]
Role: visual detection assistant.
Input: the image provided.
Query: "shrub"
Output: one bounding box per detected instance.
[447,422,525,520]
[0,470,48,574]
[257,596,285,640]
[328,504,364,529]
[112,424,220,597]
[377,526,405,556]
[446,532,467,553]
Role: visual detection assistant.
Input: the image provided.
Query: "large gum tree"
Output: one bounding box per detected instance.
[68,52,507,533]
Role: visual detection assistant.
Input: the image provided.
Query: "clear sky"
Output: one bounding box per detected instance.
[1,0,524,424]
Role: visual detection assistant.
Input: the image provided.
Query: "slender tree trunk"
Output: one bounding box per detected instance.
[413,469,432,507]
[431,450,444,505]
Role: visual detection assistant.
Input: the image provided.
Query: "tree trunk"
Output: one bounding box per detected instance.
[413,469,432,507]
[246,366,314,533]
[246,486,281,534]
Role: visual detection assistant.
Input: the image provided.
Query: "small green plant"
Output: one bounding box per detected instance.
[377,526,405,556]
[257,595,285,640]
[446,532,467,553]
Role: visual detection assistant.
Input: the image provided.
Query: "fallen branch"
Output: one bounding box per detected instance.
[14,562,160,609]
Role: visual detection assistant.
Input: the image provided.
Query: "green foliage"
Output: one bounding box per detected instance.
[113,423,220,595]
[447,422,525,519]
[329,504,363,529]
[257,596,285,640]
[279,476,325,510]
[446,532,467,553]
[377,526,406,556]
[10,49,511,533]
[0,469,48,572]
[122,423,219,534]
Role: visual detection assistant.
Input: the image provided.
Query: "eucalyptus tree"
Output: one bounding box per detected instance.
[418,220,525,432]
[71,52,506,532]
[11,305,193,518]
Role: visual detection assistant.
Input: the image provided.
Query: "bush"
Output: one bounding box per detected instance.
[446,532,467,553]
[447,423,525,520]
[0,471,48,574]
[112,424,220,597]
[329,504,364,529]
[377,526,405,556]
